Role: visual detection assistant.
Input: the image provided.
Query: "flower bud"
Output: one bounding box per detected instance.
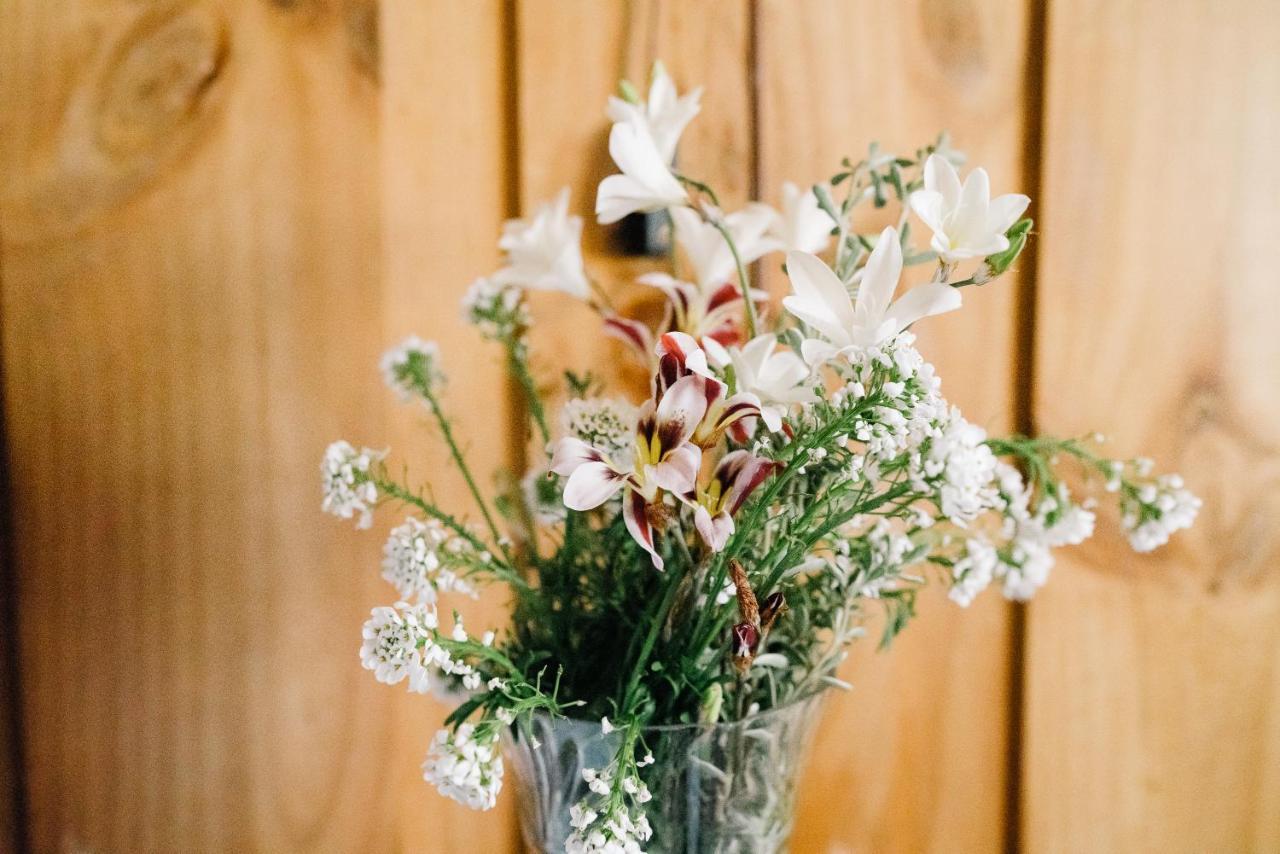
[731,622,759,675]
[759,591,786,634]
[729,559,758,626]
[974,218,1032,284]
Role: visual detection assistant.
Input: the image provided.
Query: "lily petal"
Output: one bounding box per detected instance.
[883,281,963,336]
[563,461,629,510]
[623,490,663,570]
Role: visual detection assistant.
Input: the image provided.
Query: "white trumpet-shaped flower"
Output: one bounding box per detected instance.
[670,205,780,292]
[606,62,702,164]
[596,116,689,225]
[767,182,837,254]
[909,155,1030,262]
[783,228,962,364]
[494,187,589,299]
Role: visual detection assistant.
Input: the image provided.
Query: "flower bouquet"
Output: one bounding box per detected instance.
[323,64,1199,853]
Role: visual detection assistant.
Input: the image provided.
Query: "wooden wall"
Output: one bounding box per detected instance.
[1,1,1275,852]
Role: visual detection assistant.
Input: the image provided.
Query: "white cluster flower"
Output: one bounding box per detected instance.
[949,538,999,606]
[360,602,491,695]
[910,408,999,525]
[462,276,529,340]
[567,767,653,854]
[381,517,484,603]
[380,335,443,402]
[321,440,385,529]
[359,602,438,693]
[832,520,916,598]
[421,722,504,811]
[1122,473,1201,552]
[561,397,637,462]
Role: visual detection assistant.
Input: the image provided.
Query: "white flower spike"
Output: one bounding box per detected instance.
[596,116,689,224]
[909,154,1030,262]
[783,227,962,363]
[495,187,590,299]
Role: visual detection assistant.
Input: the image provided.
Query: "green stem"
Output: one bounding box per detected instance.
[712,219,758,339]
[621,569,686,716]
[418,386,510,563]
[505,338,551,446]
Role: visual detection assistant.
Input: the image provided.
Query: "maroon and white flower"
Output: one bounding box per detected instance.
[549,373,709,569]
[689,450,780,552]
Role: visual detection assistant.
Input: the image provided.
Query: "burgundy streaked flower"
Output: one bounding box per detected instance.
[690,451,780,552]
[548,372,708,570]
[731,622,760,674]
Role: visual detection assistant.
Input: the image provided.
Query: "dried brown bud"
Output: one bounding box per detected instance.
[729,559,758,626]
[759,591,786,634]
[731,622,759,675]
[645,501,675,532]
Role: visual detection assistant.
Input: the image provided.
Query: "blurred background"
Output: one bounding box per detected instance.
[2,1,1277,852]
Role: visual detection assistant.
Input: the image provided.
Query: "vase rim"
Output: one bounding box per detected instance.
[529,687,827,735]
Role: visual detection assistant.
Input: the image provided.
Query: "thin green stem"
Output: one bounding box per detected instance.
[418,386,510,563]
[711,219,758,339]
[506,339,550,445]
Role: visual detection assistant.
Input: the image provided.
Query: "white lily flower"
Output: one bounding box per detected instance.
[670,205,781,292]
[494,187,589,299]
[606,62,702,164]
[768,182,837,254]
[596,116,689,225]
[704,333,811,432]
[782,228,962,364]
[909,155,1030,262]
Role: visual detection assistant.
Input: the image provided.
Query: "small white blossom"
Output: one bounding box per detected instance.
[561,397,638,462]
[949,538,998,606]
[1122,473,1201,552]
[381,517,482,603]
[768,181,837,254]
[600,716,614,735]
[422,722,504,811]
[606,62,701,164]
[380,335,443,402]
[909,154,1030,263]
[495,187,590,299]
[321,441,385,529]
[359,603,435,693]
[463,276,529,340]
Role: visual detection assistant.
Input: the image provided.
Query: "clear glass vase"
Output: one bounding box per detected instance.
[504,692,826,853]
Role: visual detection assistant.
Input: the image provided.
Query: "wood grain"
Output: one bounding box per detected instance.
[379,2,518,851]
[0,0,500,850]
[1024,1,1280,852]
[756,2,1032,851]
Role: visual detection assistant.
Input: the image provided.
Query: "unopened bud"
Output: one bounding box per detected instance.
[729,559,758,625]
[731,622,760,674]
[759,591,786,634]
[977,218,1033,283]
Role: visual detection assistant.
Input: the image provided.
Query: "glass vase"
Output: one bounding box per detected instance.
[504,692,826,853]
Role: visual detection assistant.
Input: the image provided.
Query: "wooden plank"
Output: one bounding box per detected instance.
[1025,2,1280,852]
[379,2,519,852]
[756,2,1032,851]
[0,0,474,849]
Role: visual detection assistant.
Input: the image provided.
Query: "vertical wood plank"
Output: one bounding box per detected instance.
[380,2,519,851]
[1026,1,1280,851]
[756,2,1032,851]
[0,0,467,850]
